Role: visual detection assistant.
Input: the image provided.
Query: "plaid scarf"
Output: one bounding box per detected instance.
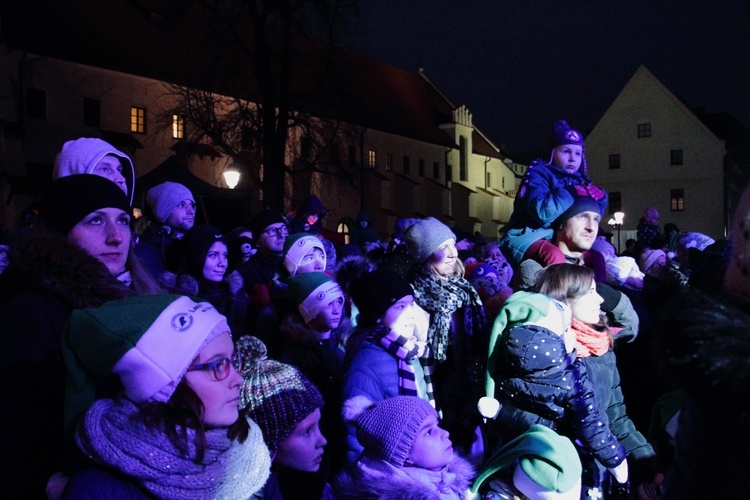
[371,325,438,412]
[411,273,487,365]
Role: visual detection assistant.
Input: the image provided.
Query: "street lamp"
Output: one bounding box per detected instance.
[607,211,625,254]
[223,167,240,189]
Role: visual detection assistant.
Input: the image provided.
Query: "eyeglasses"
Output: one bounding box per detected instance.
[264,225,289,238]
[186,354,240,381]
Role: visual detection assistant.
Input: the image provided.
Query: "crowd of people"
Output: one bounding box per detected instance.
[0,121,745,499]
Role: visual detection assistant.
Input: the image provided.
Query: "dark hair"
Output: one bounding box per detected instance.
[138,379,249,463]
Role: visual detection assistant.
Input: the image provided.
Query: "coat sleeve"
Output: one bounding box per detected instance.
[565,362,627,468]
[519,167,576,226]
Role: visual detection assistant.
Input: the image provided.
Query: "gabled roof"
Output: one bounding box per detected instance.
[0,0,463,148]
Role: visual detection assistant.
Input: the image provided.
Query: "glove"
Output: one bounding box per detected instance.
[608,459,629,484]
[226,270,244,295]
[572,183,607,201]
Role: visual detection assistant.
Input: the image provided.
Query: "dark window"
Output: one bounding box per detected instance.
[433,161,440,180]
[486,172,491,188]
[459,136,468,181]
[26,87,46,119]
[637,123,651,138]
[608,191,622,214]
[670,149,683,165]
[445,164,452,183]
[418,159,425,177]
[299,136,312,159]
[83,98,100,127]
[348,146,357,166]
[670,188,684,211]
[403,156,410,175]
[386,153,393,172]
[330,142,341,164]
[608,154,621,169]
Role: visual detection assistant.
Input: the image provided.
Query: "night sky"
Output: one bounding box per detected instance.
[348,1,750,154]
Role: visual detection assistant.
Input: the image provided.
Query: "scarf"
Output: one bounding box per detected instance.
[571,317,612,358]
[76,398,271,499]
[371,325,437,411]
[411,273,486,364]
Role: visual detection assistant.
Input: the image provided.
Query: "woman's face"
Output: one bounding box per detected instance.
[275,407,327,472]
[382,295,416,338]
[431,238,458,277]
[68,207,131,275]
[407,414,453,471]
[184,333,242,428]
[570,279,604,325]
[203,241,228,282]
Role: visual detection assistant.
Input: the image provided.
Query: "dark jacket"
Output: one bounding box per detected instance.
[0,230,132,499]
[134,223,181,277]
[289,195,327,235]
[500,160,606,265]
[237,251,283,318]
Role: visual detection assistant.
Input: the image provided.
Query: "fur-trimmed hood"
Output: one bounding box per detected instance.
[0,229,132,309]
[335,454,475,499]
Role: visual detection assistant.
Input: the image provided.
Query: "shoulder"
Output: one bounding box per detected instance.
[64,467,152,499]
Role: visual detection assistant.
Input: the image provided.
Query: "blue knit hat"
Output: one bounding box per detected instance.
[548,120,588,176]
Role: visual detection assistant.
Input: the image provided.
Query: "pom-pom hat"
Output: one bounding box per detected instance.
[342,395,436,467]
[237,336,324,454]
[146,181,194,224]
[548,120,588,176]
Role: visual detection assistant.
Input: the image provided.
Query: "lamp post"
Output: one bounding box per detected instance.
[607,211,625,254]
[223,168,240,189]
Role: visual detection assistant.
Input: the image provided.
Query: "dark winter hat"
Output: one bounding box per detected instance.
[342,395,436,467]
[402,217,456,263]
[250,210,286,241]
[350,269,414,326]
[288,272,344,324]
[548,120,588,176]
[40,174,131,234]
[470,424,582,498]
[237,336,324,454]
[554,194,603,228]
[182,225,225,278]
[146,181,194,224]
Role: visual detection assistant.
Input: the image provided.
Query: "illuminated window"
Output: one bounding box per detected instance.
[670,188,684,211]
[172,114,185,139]
[337,221,351,244]
[368,149,376,168]
[609,154,621,169]
[130,106,146,134]
[670,149,683,165]
[637,123,651,138]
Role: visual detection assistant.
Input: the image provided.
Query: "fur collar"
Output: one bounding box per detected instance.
[335,454,475,499]
[0,229,131,309]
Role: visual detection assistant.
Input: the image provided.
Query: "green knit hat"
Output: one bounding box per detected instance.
[62,294,230,462]
[471,425,582,498]
[287,272,343,324]
[283,232,325,275]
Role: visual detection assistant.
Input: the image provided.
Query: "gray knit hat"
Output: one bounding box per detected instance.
[402,217,456,263]
[342,395,436,467]
[146,181,195,223]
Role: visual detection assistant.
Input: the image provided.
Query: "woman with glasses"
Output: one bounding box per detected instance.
[0,175,161,498]
[61,295,277,498]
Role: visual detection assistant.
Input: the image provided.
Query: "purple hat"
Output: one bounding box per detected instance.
[548,120,588,176]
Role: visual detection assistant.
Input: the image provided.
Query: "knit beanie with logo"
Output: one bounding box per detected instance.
[236,335,324,454]
[146,182,195,224]
[283,233,325,275]
[548,119,588,176]
[342,395,436,467]
[288,272,344,324]
[402,217,456,264]
[40,174,132,235]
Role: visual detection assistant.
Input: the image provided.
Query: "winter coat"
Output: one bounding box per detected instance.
[657,290,750,499]
[158,271,250,339]
[0,229,132,499]
[134,223,181,278]
[335,454,475,500]
[500,160,606,265]
[289,195,327,235]
[237,251,284,318]
[487,292,626,469]
[342,331,430,462]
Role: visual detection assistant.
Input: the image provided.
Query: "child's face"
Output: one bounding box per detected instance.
[296,247,326,275]
[275,408,327,472]
[309,295,345,331]
[407,414,453,471]
[383,295,417,337]
[552,144,583,173]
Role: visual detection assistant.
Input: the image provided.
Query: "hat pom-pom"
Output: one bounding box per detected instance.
[235,335,268,375]
[553,120,570,132]
[342,395,374,423]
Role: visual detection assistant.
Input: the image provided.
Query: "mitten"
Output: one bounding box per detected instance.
[608,459,629,484]
[572,183,607,201]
